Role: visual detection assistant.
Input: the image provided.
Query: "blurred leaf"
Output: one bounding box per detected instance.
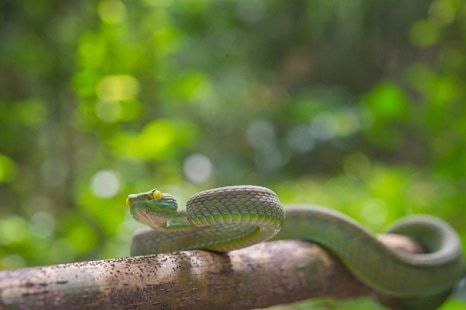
[0,154,16,183]
[410,19,439,47]
[96,75,140,102]
[0,216,28,245]
[363,81,409,120]
[110,119,198,160]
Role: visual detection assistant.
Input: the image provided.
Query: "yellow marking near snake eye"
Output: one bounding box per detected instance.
[153,190,163,201]
[126,197,130,207]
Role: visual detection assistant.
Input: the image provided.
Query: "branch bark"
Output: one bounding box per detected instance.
[0,235,423,310]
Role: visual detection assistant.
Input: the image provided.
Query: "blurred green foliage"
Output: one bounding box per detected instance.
[1,0,465,308]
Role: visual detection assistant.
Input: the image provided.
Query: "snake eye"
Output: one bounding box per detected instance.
[153,190,163,201]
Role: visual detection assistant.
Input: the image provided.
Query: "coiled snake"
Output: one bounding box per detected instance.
[126,185,464,309]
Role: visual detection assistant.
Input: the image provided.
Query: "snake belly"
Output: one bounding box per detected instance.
[129,185,465,308]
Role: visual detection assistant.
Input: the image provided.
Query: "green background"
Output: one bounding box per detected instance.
[1,0,465,308]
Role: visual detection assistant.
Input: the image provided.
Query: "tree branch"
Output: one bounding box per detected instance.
[0,235,423,309]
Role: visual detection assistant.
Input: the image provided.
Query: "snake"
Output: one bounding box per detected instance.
[126,185,465,309]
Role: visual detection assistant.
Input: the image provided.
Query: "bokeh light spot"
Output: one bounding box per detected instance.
[309,113,338,140]
[428,0,455,26]
[361,199,387,225]
[246,120,275,149]
[98,0,127,24]
[96,75,139,102]
[410,20,439,47]
[183,153,213,184]
[343,152,371,179]
[0,216,28,245]
[91,170,120,198]
[30,212,56,239]
[287,124,315,153]
[95,101,122,122]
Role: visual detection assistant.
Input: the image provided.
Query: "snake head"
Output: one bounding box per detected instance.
[126,189,178,228]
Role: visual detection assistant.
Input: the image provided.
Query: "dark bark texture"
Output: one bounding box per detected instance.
[0,236,423,309]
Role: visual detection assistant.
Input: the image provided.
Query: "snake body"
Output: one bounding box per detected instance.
[127,185,464,309]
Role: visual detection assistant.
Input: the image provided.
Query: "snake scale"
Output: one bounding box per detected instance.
[126,185,464,309]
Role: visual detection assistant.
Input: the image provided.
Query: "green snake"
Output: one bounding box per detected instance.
[126,185,464,309]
